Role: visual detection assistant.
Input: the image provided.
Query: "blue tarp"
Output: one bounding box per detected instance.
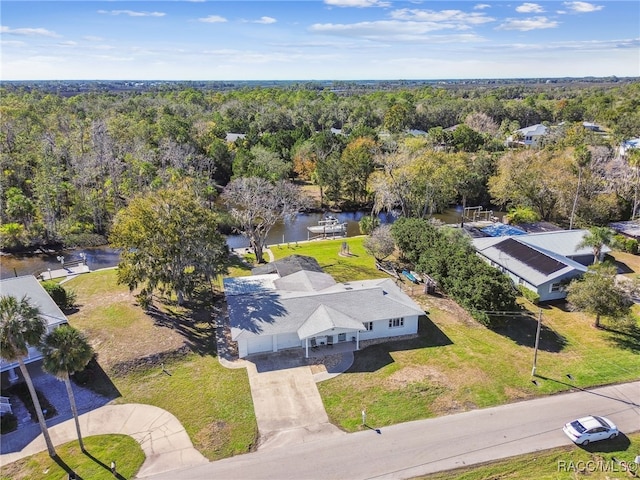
[481,223,526,237]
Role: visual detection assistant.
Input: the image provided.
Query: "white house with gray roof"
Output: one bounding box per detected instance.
[224,256,424,358]
[0,275,68,382]
[472,229,610,302]
[507,124,548,147]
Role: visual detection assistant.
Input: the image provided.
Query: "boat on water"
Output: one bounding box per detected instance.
[307,215,347,235]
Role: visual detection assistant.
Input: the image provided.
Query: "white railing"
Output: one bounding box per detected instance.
[0,396,12,415]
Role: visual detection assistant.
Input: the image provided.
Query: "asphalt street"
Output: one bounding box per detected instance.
[141,381,640,480]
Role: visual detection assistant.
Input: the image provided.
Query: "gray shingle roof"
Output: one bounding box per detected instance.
[225,257,424,341]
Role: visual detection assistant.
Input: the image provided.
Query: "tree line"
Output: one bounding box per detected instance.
[2,81,640,251]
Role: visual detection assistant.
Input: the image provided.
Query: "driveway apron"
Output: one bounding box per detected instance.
[245,361,344,450]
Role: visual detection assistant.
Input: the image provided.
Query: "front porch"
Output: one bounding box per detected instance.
[306,338,359,358]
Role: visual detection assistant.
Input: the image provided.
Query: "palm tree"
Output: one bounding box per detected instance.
[569,145,592,230]
[577,226,614,264]
[41,325,94,452]
[0,295,56,457]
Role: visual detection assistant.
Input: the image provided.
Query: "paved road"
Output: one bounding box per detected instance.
[140,381,640,480]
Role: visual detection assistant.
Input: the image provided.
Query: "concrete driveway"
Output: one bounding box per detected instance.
[245,354,345,450]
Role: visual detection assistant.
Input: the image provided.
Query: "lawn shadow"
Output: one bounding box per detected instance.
[603,323,640,353]
[83,450,126,479]
[73,357,121,400]
[146,305,216,354]
[579,432,632,453]
[612,259,634,274]
[492,314,567,352]
[347,344,394,373]
[534,375,640,408]
[347,315,452,373]
[53,455,84,480]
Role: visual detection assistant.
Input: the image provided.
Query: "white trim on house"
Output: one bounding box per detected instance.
[507,124,548,147]
[224,257,424,358]
[471,230,604,302]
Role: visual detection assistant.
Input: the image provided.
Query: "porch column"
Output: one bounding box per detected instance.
[7,367,19,384]
[305,338,309,358]
[356,331,360,351]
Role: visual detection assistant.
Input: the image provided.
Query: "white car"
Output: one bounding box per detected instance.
[563,415,619,446]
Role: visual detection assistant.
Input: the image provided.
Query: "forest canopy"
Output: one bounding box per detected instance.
[1,79,639,251]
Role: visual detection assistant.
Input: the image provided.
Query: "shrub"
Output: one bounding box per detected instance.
[613,234,638,254]
[42,281,77,311]
[0,413,18,434]
[518,285,540,304]
[4,382,57,421]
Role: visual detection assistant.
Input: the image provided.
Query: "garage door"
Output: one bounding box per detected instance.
[247,335,273,355]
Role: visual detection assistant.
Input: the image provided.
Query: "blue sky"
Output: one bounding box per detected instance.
[2,0,638,80]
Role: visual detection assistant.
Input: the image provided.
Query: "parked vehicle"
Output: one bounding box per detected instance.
[562,415,618,445]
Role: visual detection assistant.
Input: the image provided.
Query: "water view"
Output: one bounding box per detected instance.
[1,207,481,280]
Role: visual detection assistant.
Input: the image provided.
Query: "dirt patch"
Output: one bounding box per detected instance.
[110,345,191,376]
[69,279,209,374]
[385,365,447,389]
[194,420,233,455]
[417,294,480,328]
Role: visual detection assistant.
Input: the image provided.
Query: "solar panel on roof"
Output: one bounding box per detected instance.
[495,238,566,275]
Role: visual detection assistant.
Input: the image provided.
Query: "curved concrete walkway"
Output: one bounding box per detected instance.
[0,404,208,478]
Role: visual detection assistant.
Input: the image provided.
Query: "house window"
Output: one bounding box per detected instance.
[364,322,373,331]
[518,277,526,286]
[550,282,562,292]
[388,318,404,328]
[338,333,346,342]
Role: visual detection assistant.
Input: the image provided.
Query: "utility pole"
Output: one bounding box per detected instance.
[531,308,542,376]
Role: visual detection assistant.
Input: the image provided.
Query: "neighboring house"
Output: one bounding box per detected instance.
[609,221,640,239]
[471,230,609,302]
[619,138,640,158]
[225,132,246,143]
[406,129,427,136]
[582,122,605,133]
[224,255,424,358]
[507,124,548,147]
[0,275,68,382]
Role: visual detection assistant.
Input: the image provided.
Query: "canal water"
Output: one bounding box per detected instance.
[1,207,475,279]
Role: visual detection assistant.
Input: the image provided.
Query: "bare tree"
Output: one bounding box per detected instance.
[222,177,309,263]
[363,224,395,261]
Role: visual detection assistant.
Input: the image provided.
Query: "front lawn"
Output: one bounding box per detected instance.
[0,435,144,480]
[419,432,640,480]
[63,268,257,461]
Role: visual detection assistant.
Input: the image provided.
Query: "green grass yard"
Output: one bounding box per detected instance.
[0,435,144,480]
[419,432,640,480]
[16,237,636,473]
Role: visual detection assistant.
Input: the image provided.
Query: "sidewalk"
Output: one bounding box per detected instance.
[0,403,208,478]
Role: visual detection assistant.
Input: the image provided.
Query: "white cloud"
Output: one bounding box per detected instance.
[474,4,491,10]
[390,9,495,26]
[324,0,391,7]
[516,3,544,13]
[1,40,27,47]
[97,10,166,17]
[497,16,559,31]
[562,1,604,13]
[83,36,105,42]
[198,15,228,23]
[310,20,487,42]
[56,41,78,47]
[253,17,277,24]
[0,26,61,37]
